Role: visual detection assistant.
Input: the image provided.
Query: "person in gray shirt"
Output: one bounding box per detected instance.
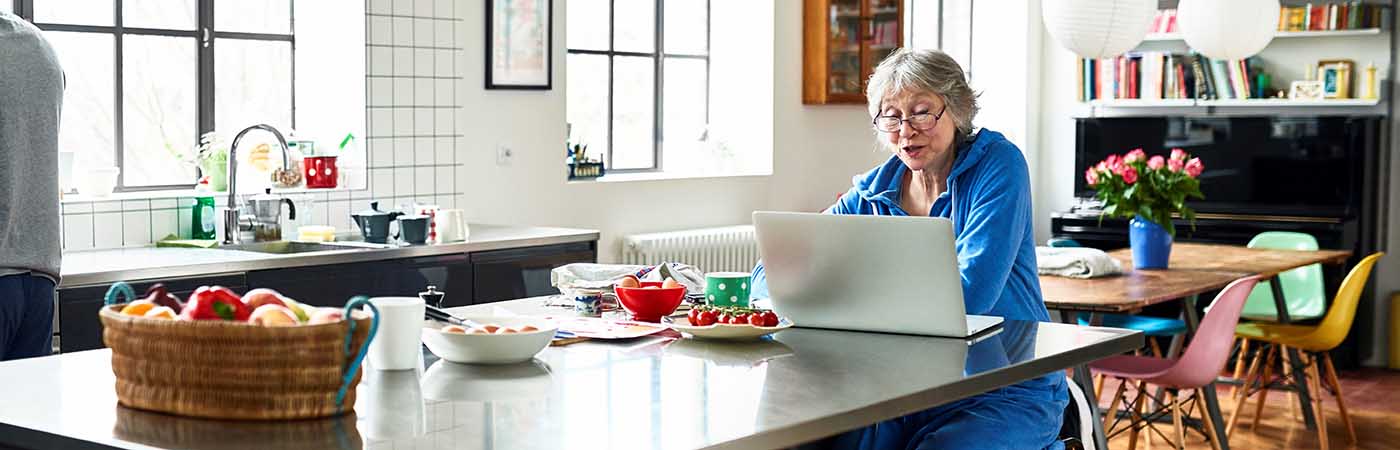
[0,12,63,360]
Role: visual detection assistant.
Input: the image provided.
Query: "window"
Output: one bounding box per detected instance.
[566,0,710,172]
[13,0,294,191]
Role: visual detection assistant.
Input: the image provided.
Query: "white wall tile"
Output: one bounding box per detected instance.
[369,138,393,167]
[414,48,433,77]
[435,194,454,209]
[394,109,415,136]
[415,108,433,135]
[369,16,392,45]
[151,209,178,242]
[415,139,435,166]
[62,213,94,250]
[392,0,412,18]
[371,77,393,106]
[93,201,122,213]
[122,199,150,211]
[434,50,455,78]
[394,138,416,166]
[93,212,122,248]
[370,109,394,137]
[369,46,393,76]
[415,167,434,195]
[122,211,151,246]
[177,206,192,238]
[434,137,454,165]
[151,199,177,209]
[328,200,352,233]
[434,0,455,19]
[372,168,395,199]
[393,17,414,46]
[395,167,414,197]
[435,167,453,193]
[434,20,454,47]
[394,77,414,105]
[434,110,453,135]
[393,48,414,76]
[434,78,454,106]
[62,202,94,214]
[368,0,392,15]
[414,0,434,17]
[414,79,434,106]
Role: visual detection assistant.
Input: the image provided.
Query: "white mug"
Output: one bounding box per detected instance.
[365,296,425,371]
[434,209,468,243]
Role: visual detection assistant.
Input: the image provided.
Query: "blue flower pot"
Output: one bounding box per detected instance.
[1129,216,1172,270]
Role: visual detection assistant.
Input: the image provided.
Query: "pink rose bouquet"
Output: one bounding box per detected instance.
[1084,148,1205,236]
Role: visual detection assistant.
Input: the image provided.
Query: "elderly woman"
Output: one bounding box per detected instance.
[754,49,1066,449]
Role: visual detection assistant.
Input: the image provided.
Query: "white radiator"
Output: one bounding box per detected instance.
[622,225,759,273]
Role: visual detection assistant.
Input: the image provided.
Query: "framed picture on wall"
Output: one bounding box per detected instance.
[486,0,553,90]
[1316,59,1354,99]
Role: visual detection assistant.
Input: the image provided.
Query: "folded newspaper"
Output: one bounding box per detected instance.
[551,262,707,296]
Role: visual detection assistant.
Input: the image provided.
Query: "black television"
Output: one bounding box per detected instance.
[1074,115,1383,218]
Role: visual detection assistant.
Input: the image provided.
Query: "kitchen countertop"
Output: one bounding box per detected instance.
[59,224,600,288]
[0,298,1142,450]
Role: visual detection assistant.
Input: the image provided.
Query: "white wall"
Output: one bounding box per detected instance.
[453,1,883,263]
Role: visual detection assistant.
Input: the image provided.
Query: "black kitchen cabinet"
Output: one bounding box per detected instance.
[57,273,246,353]
[245,254,475,308]
[471,242,596,304]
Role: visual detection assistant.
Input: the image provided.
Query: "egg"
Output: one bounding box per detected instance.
[617,275,640,288]
[494,327,518,334]
[662,278,681,289]
[442,325,469,334]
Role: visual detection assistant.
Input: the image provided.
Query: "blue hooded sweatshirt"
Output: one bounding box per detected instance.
[752,129,1066,450]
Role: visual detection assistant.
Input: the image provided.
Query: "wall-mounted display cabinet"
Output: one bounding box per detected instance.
[803,0,903,104]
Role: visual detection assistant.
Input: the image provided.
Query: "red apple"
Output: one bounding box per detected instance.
[241,288,287,310]
[248,304,299,327]
[308,308,344,325]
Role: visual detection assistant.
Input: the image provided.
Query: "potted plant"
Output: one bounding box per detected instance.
[1085,148,1205,269]
[187,132,229,192]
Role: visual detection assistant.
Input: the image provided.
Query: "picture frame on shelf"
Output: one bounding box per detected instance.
[1290,80,1325,100]
[1317,59,1354,99]
[485,0,552,90]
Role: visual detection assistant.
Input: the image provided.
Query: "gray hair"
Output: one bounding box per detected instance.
[865,48,979,137]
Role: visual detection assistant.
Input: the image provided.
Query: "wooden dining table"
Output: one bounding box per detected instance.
[1039,242,1354,444]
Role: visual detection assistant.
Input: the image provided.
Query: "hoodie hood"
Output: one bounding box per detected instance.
[851,129,1002,209]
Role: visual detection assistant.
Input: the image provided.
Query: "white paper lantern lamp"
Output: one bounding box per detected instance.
[1177,0,1279,60]
[1042,0,1157,59]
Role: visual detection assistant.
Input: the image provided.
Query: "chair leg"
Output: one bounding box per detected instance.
[1281,348,1298,421]
[1096,374,1106,400]
[1227,343,1267,436]
[1321,354,1357,445]
[1306,354,1329,450]
[1104,376,1128,435]
[1196,388,1224,450]
[1230,337,1250,398]
[1150,337,1165,357]
[1170,390,1186,450]
[1128,381,1148,450]
[1250,345,1278,431]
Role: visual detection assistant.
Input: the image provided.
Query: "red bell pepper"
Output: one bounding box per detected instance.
[180,286,252,321]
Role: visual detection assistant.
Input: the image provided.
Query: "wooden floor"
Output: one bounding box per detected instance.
[1101,368,1400,450]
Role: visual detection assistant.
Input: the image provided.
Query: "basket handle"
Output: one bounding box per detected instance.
[103,282,137,306]
[335,296,379,412]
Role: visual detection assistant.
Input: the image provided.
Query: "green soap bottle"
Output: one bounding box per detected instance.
[191,177,217,240]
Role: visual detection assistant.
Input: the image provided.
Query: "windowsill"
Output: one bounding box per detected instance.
[60,185,369,203]
[568,170,772,184]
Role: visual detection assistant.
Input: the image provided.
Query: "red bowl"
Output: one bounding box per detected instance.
[614,282,686,322]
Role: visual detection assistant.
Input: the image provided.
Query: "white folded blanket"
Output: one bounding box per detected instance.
[1036,246,1124,279]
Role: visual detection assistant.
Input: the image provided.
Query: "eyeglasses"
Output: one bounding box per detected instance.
[872,104,947,133]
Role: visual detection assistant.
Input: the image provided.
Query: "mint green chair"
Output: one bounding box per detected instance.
[1241,232,1327,321]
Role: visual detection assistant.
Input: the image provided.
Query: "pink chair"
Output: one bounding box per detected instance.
[1091,276,1260,450]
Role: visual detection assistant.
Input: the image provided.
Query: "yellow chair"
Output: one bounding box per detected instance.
[1227,252,1384,450]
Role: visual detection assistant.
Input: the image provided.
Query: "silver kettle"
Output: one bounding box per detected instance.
[245,188,296,242]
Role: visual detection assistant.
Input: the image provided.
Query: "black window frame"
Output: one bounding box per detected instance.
[566,0,711,173]
[12,0,296,192]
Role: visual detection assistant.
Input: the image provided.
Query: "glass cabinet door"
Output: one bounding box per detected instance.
[863,0,902,87]
[827,0,863,97]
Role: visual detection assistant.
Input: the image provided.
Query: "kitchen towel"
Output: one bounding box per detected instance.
[1035,246,1124,279]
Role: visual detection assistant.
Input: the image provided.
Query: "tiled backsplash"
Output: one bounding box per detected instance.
[60,0,463,251]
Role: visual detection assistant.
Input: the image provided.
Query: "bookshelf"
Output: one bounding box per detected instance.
[1142,28,1385,42]
[803,0,903,104]
[1086,98,1382,107]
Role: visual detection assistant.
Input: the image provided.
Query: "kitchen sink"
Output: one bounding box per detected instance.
[218,241,369,254]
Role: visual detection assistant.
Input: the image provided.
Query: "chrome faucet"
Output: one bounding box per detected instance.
[223,124,291,245]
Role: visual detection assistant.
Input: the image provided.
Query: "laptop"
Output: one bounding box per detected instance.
[752,211,1003,339]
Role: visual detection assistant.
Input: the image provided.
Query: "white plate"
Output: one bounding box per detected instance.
[420,316,556,365]
[664,317,793,340]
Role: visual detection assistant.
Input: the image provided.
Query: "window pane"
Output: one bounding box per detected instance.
[216,0,292,34]
[567,54,609,168]
[215,39,293,135]
[566,0,608,51]
[46,32,116,166]
[1,2,11,14]
[124,0,196,30]
[611,56,654,170]
[123,35,197,187]
[663,0,706,55]
[613,0,654,53]
[662,57,705,169]
[35,0,113,26]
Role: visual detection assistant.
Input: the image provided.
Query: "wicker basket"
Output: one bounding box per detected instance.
[99,284,378,420]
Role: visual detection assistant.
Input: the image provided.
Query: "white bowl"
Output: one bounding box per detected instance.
[420,316,557,365]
